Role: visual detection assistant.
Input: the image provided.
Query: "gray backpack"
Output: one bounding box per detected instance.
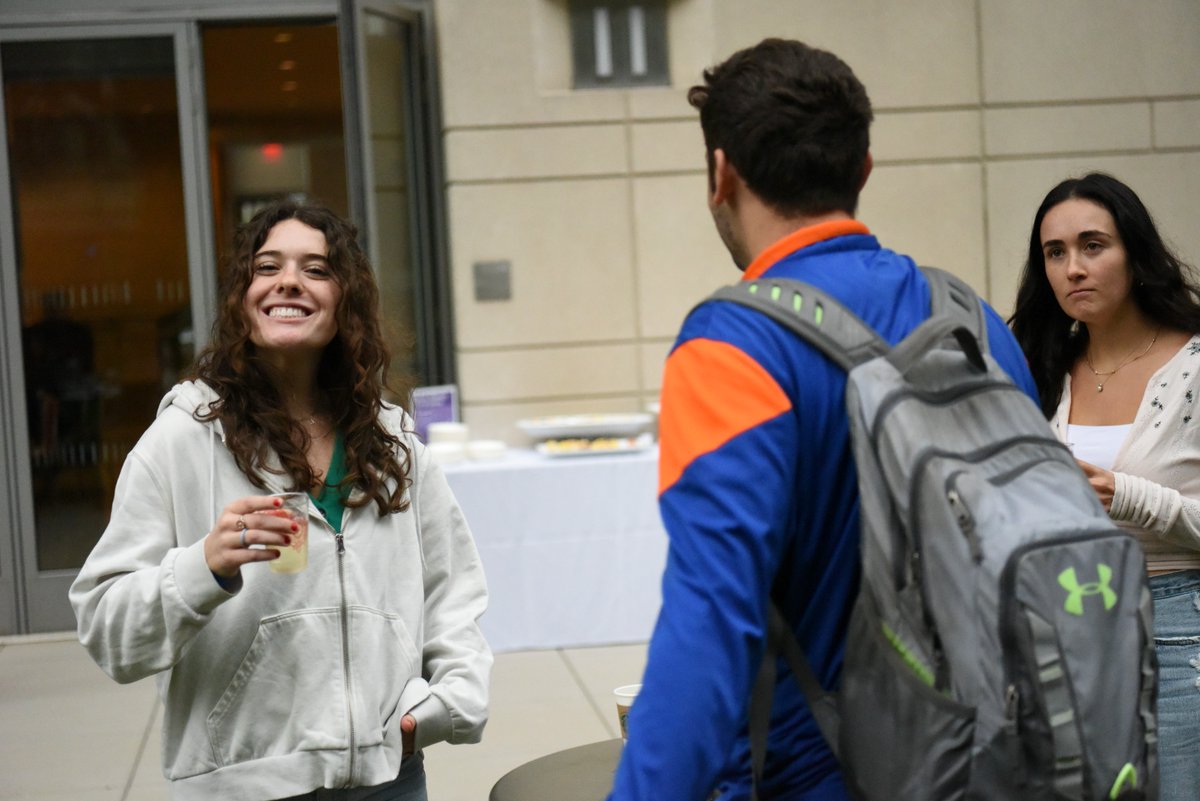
[711,268,1158,801]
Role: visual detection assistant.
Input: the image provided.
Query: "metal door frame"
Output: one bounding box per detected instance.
[339,0,455,386]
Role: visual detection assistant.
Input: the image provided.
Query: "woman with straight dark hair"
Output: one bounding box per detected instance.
[1010,172,1200,801]
[70,200,491,801]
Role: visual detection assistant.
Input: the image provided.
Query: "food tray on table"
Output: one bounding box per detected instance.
[517,413,653,440]
[536,433,655,458]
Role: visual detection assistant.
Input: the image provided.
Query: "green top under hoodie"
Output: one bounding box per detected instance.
[312,431,348,533]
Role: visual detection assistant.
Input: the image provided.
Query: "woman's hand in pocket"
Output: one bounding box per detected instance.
[401,714,417,755]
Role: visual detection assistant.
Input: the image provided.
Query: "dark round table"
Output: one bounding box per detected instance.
[489,739,623,801]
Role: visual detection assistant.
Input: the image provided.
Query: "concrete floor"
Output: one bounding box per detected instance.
[0,633,647,801]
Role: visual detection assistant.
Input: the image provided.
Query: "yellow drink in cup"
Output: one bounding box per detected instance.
[268,492,309,574]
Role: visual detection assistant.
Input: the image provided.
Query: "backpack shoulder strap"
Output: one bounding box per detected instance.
[919,265,988,352]
[706,278,887,371]
[750,601,843,801]
[705,268,987,368]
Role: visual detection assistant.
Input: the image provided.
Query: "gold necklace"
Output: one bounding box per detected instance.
[297,411,332,439]
[1084,329,1159,393]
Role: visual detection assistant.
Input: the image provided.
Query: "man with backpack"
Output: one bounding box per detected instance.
[606,38,1044,801]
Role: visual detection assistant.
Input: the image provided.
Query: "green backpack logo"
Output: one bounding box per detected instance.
[1058,564,1117,616]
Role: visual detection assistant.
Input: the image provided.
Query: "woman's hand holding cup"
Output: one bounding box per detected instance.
[205,495,297,579]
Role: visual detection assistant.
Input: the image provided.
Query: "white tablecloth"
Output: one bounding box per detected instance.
[441,447,667,653]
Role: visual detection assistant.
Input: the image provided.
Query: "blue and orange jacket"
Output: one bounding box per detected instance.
[608,222,1038,801]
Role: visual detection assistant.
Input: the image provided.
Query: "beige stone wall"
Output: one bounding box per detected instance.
[434,0,1200,443]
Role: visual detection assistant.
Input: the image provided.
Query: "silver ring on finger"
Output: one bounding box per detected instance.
[240,528,249,548]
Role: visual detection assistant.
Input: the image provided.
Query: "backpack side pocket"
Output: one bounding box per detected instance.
[839,591,975,801]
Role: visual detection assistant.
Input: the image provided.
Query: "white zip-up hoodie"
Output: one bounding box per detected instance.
[69,381,491,801]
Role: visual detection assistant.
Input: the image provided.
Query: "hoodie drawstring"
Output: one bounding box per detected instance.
[209,426,217,529]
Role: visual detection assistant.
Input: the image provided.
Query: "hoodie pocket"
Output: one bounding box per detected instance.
[347,606,422,748]
[206,606,424,766]
[207,609,350,766]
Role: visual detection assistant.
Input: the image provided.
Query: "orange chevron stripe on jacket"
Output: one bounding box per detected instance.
[658,337,792,494]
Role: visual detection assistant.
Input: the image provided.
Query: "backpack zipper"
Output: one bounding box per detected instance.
[1004,682,1023,783]
[945,484,981,563]
[1005,683,1020,723]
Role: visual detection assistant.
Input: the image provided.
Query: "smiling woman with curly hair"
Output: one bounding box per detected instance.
[196,201,412,516]
[70,200,491,801]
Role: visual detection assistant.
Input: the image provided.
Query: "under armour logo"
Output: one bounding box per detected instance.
[1058,564,1117,616]
[1110,763,1138,799]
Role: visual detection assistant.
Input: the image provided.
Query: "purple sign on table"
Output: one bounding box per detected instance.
[411,384,459,443]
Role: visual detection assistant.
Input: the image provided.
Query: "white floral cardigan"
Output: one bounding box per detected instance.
[1051,335,1200,572]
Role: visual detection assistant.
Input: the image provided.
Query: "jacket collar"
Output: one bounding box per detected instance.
[742,220,871,281]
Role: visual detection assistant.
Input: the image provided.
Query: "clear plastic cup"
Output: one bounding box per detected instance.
[268,492,309,573]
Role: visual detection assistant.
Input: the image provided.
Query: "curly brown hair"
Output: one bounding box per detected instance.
[192,200,413,515]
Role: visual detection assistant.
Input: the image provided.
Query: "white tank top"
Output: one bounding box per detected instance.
[1065,423,1132,471]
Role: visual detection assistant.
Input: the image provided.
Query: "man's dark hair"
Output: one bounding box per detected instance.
[687,38,873,217]
[1009,172,1200,416]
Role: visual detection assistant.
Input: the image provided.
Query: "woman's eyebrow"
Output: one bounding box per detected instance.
[253,249,329,262]
[1042,230,1113,249]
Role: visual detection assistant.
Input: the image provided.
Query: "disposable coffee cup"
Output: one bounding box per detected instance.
[428,441,466,465]
[466,439,506,461]
[268,492,309,574]
[613,684,641,742]
[426,421,469,444]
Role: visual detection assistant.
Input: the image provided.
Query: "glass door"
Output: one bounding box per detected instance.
[200,19,349,280]
[0,24,213,633]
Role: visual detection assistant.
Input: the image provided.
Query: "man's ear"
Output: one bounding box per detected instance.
[711,148,739,206]
[858,152,873,192]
